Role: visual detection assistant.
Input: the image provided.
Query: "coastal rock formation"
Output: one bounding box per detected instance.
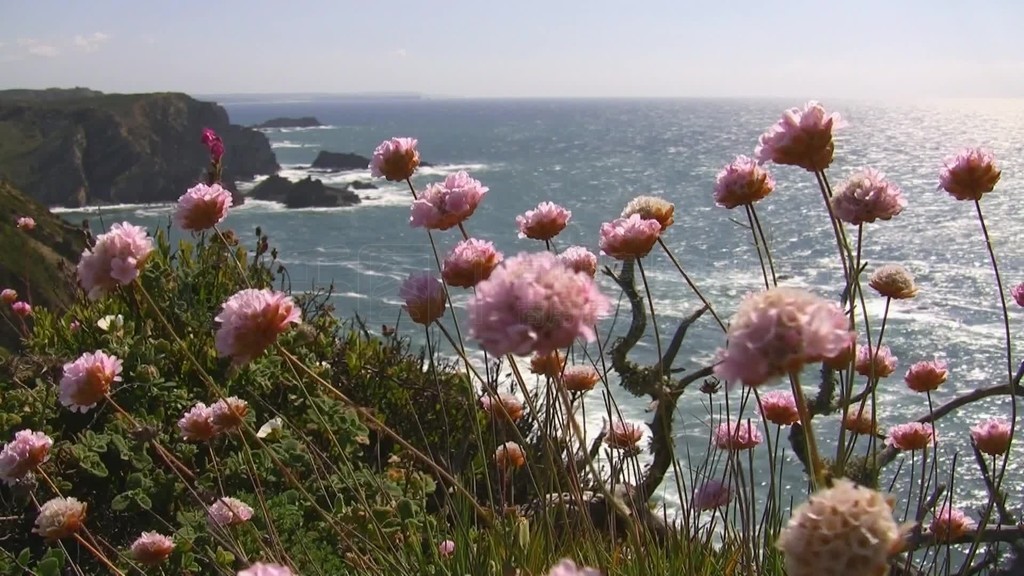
[0,89,279,207]
[310,150,433,172]
[249,175,361,209]
[253,116,323,129]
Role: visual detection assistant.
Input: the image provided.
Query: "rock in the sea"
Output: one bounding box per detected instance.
[349,180,377,190]
[253,116,323,129]
[249,175,361,209]
[310,151,372,172]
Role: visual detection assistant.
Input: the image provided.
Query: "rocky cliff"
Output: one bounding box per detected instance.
[0,90,280,207]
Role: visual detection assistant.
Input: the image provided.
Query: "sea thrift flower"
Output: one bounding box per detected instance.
[970,418,1012,456]
[369,137,420,181]
[178,402,218,442]
[599,213,662,260]
[211,397,249,432]
[438,539,456,558]
[480,393,524,423]
[842,411,875,435]
[530,350,564,377]
[201,128,225,162]
[830,169,906,225]
[11,301,31,317]
[516,201,572,240]
[469,252,610,356]
[755,101,847,172]
[33,497,87,541]
[208,497,253,527]
[869,264,918,299]
[886,422,936,451]
[237,564,294,576]
[777,478,905,576]
[823,340,855,370]
[621,196,675,230]
[605,421,644,450]
[714,287,853,387]
[546,559,602,576]
[758,390,800,426]
[175,183,233,231]
[69,320,81,333]
[0,429,53,483]
[494,441,526,471]
[904,359,948,393]
[930,506,975,541]
[1012,282,1024,307]
[214,289,302,365]
[16,216,36,230]
[939,148,1000,201]
[130,531,175,566]
[409,171,487,230]
[714,155,776,208]
[714,420,764,451]
[558,246,598,278]
[77,222,154,300]
[562,365,600,392]
[0,289,16,304]
[442,238,503,288]
[59,350,123,412]
[693,479,731,511]
[856,345,898,378]
[399,272,446,325]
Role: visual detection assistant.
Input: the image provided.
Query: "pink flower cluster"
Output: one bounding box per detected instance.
[179,397,250,441]
[201,128,225,163]
[238,563,294,576]
[208,496,253,526]
[546,559,602,576]
[714,420,763,451]
[16,216,36,230]
[410,171,487,230]
[930,506,975,541]
[437,539,456,558]
[0,429,53,484]
[370,137,420,181]
[830,168,906,225]
[855,344,897,379]
[0,289,15,304]
[77,222,155,300]
[755,101,846,172]
[215,289,302,365]
[442,238,503,288]
[599,213,662,260]
[970,418,1012,456]
[468,251,610,356]
[558,246,598,278]
[885,422,936,451]
[904,359,948,393]
[175,183,233,231]
[713,155,776,208]
[939,147,1000,201]
[11,301,31,318]
[758,390,800,426]
[516,201,572,241]
[130,531,175,566]
[605,421,644,450]
[693,479,731,511]
[59,350,123,413]
[1012,282,1024,307]
[399,272,447,325]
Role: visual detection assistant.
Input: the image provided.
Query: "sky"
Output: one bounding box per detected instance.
[2,0,1024,99]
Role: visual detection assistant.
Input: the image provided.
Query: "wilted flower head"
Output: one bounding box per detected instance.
[469,252,610,357]
[201,128,224,162]
[930,506,975,542]
[33,497,87,541]
[11,301,31,318]
[621,196,675,230]
[714,155,776,208]
[886,422,936,451]
[777,478,904,576]
[494,441,526,471]
[904,359,948,393]
[438,539,456,558]
[605,421,644,450]
[208,497,254,526]
[693,479,731,511]
[370,137,420,181]
[970,418,1012,456]
[1011,282,1024,307]
[758,390,800,426]
[599,214,662,260]
[175,183,233,231]
[16,216,36,230]
[516,201,572,240]
[0,429,53,484]
[530,350,564,377]
[558,246,598,278]
[443,238,503,288]
[399,272,447,325]
[842,410,875,435]
[59,350,122,412]
[546,559,602,576]
[830,169,906,225]
[77,222,154,300]
[237,563,294,576]
[130,531,174,566]
[714,420,763,451]
[755,101,847,172]
[714,287,853,387]
[179,402,218,442]
[410,171,487,230]
[855,344,898,378]
[215,289,302,365]
[0,289,16,304]
[480,393,524,423]
[211,397,249,432]
[939,148,1000,201]
[562,365,600,392]
[869,264,918,299]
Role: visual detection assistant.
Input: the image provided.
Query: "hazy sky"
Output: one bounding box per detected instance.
[2,0,1023,99]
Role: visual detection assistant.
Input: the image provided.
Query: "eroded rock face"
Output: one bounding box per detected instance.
[309,151,372,172]
[253,116,323,129]
[249,175,361,209]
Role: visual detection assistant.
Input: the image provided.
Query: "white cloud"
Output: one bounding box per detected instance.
[394,48,408,58]
[27,44,60,57]
[73,32,110,52]
[12,38,60,58]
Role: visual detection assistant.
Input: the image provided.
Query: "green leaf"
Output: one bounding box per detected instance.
[35,558,60,576]
[77,450,108,477]
[111,492,131,512]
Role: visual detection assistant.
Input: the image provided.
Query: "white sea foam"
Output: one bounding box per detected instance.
[257,125,337,134]
[271,140,320,149]
[50,202,174,215]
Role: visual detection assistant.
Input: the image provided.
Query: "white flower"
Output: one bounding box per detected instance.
[97,314,124,332]
[256,417,283,440]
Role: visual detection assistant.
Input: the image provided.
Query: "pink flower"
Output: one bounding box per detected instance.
[939,147,1000,201]
[758,390,800,426]
[215,289,302,365]
[0,289,16,304]
[77,222,154,300]
[11,301,31,318]
[930,506,975,541]
[558,246,598,278]
[605,421,644,450]
[885,422,936,451]
[530,350,564,378]
[714,155,776,208]
[211,397,249,432]
[480,393,524,423]
[238,563,294,576]
[179,402,218,442]
[208,497,253,526]
[369,137,420,181]
[693,479,731,511]
[438,539,456,558]
[562,365,600,392]
[855,344,898,379]
[830,168,906,225]
[599,214,662,260]
[714,420,763,451]
[34,497,87,541]
[130,531,174,566]
[970,418,1012,456]
[443,239,503,288]
[714,288,853,387]
[904,359,948,393]
[546,559,602,576]
[621,196,675,231]
[59,350,122,413]
[201,128,224,163]
[175,183,233,231]
[1011,282,1024,307]
[469,252,610,356]
[16,216,36,230]
[0,429,53,484]
[843,410,876,435]
[754,101,847,172]
[516,201,572,241]
[399,272,447,325]
[494,441,526,471]
[69,320,81,333]
[409,171,487,230]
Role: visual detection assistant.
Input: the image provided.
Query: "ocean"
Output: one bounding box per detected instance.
[57,97,1024,514]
